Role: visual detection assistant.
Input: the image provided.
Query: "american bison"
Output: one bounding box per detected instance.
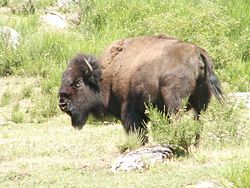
[59,34,223,141]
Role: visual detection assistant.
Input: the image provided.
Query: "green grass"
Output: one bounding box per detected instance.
[21,85,33,99]
[0,77,249,187]
[0,108,249,187]
[0,1,250,186]
[11,104,24,123]
[1,0,249,121]
[229,164,250,188]
[0,90,12,106]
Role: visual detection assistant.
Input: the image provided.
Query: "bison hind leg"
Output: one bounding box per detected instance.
[186,87,211,120]
[186,88,210,147]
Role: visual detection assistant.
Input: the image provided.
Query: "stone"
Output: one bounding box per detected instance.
[0,26,20,50]
[40,11,68,30]
[185,181,218,188]
[112,145,173,172]
[57,0,80,9]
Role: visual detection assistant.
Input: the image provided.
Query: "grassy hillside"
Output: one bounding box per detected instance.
[0,0,249,122]
[0,0,250,187]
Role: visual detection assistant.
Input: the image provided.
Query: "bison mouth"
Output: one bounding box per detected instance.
[59,99,88,130]
[71,112,88,130]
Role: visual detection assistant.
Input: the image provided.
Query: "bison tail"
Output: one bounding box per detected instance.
[208,70,224,104]
[200,53,224,104]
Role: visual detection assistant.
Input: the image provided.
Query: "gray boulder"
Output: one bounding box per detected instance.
[40,11,68,30]
[112,145,173,172]
[0,26,20,50]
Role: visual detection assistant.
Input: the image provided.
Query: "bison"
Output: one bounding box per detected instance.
[59,34,223,142]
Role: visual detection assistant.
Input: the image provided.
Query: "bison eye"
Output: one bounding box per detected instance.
[72,79,83,88]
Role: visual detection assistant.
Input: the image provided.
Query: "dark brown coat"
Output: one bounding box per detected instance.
[59,34,223,138]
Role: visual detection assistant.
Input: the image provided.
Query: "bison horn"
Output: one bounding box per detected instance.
[83,57,93,73]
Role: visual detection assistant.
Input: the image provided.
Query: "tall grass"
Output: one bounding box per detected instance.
[0,0,249,122]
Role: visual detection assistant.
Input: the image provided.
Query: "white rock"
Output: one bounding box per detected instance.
[0,26,20,50]
[195,181,217,188]
[112,145,173,172]
[40,11,68,29]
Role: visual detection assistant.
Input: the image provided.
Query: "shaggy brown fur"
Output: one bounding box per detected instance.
[59,34,223,141]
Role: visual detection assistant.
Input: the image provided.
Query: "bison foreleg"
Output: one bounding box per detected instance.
[121,103,148,144]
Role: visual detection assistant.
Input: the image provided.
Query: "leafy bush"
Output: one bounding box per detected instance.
[147,104,202,153]
[147,97,248,152]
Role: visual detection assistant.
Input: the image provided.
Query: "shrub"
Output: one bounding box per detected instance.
[147,97,248,152]
[147,104,202,154]
[117,132,143,153]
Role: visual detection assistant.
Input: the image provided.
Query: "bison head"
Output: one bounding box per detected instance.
[59,53,102,129]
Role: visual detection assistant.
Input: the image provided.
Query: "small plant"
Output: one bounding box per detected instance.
[1,90,12,106]
[11,104,24,123]
[118,131,144,153]
[21,85,33,99]
[147,104,202,154]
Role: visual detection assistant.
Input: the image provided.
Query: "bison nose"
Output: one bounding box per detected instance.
[59,99,70,111]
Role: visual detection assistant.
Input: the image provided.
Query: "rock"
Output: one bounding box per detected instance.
[185,181,218,188]
[57,0,80,9]
[228,92,250,109]
[112,145,173,172]
[0,26,20,50]
[66,12,81,25]
[40,11,68,30]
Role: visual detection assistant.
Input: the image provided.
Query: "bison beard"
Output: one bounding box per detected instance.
[58,34,224,144]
